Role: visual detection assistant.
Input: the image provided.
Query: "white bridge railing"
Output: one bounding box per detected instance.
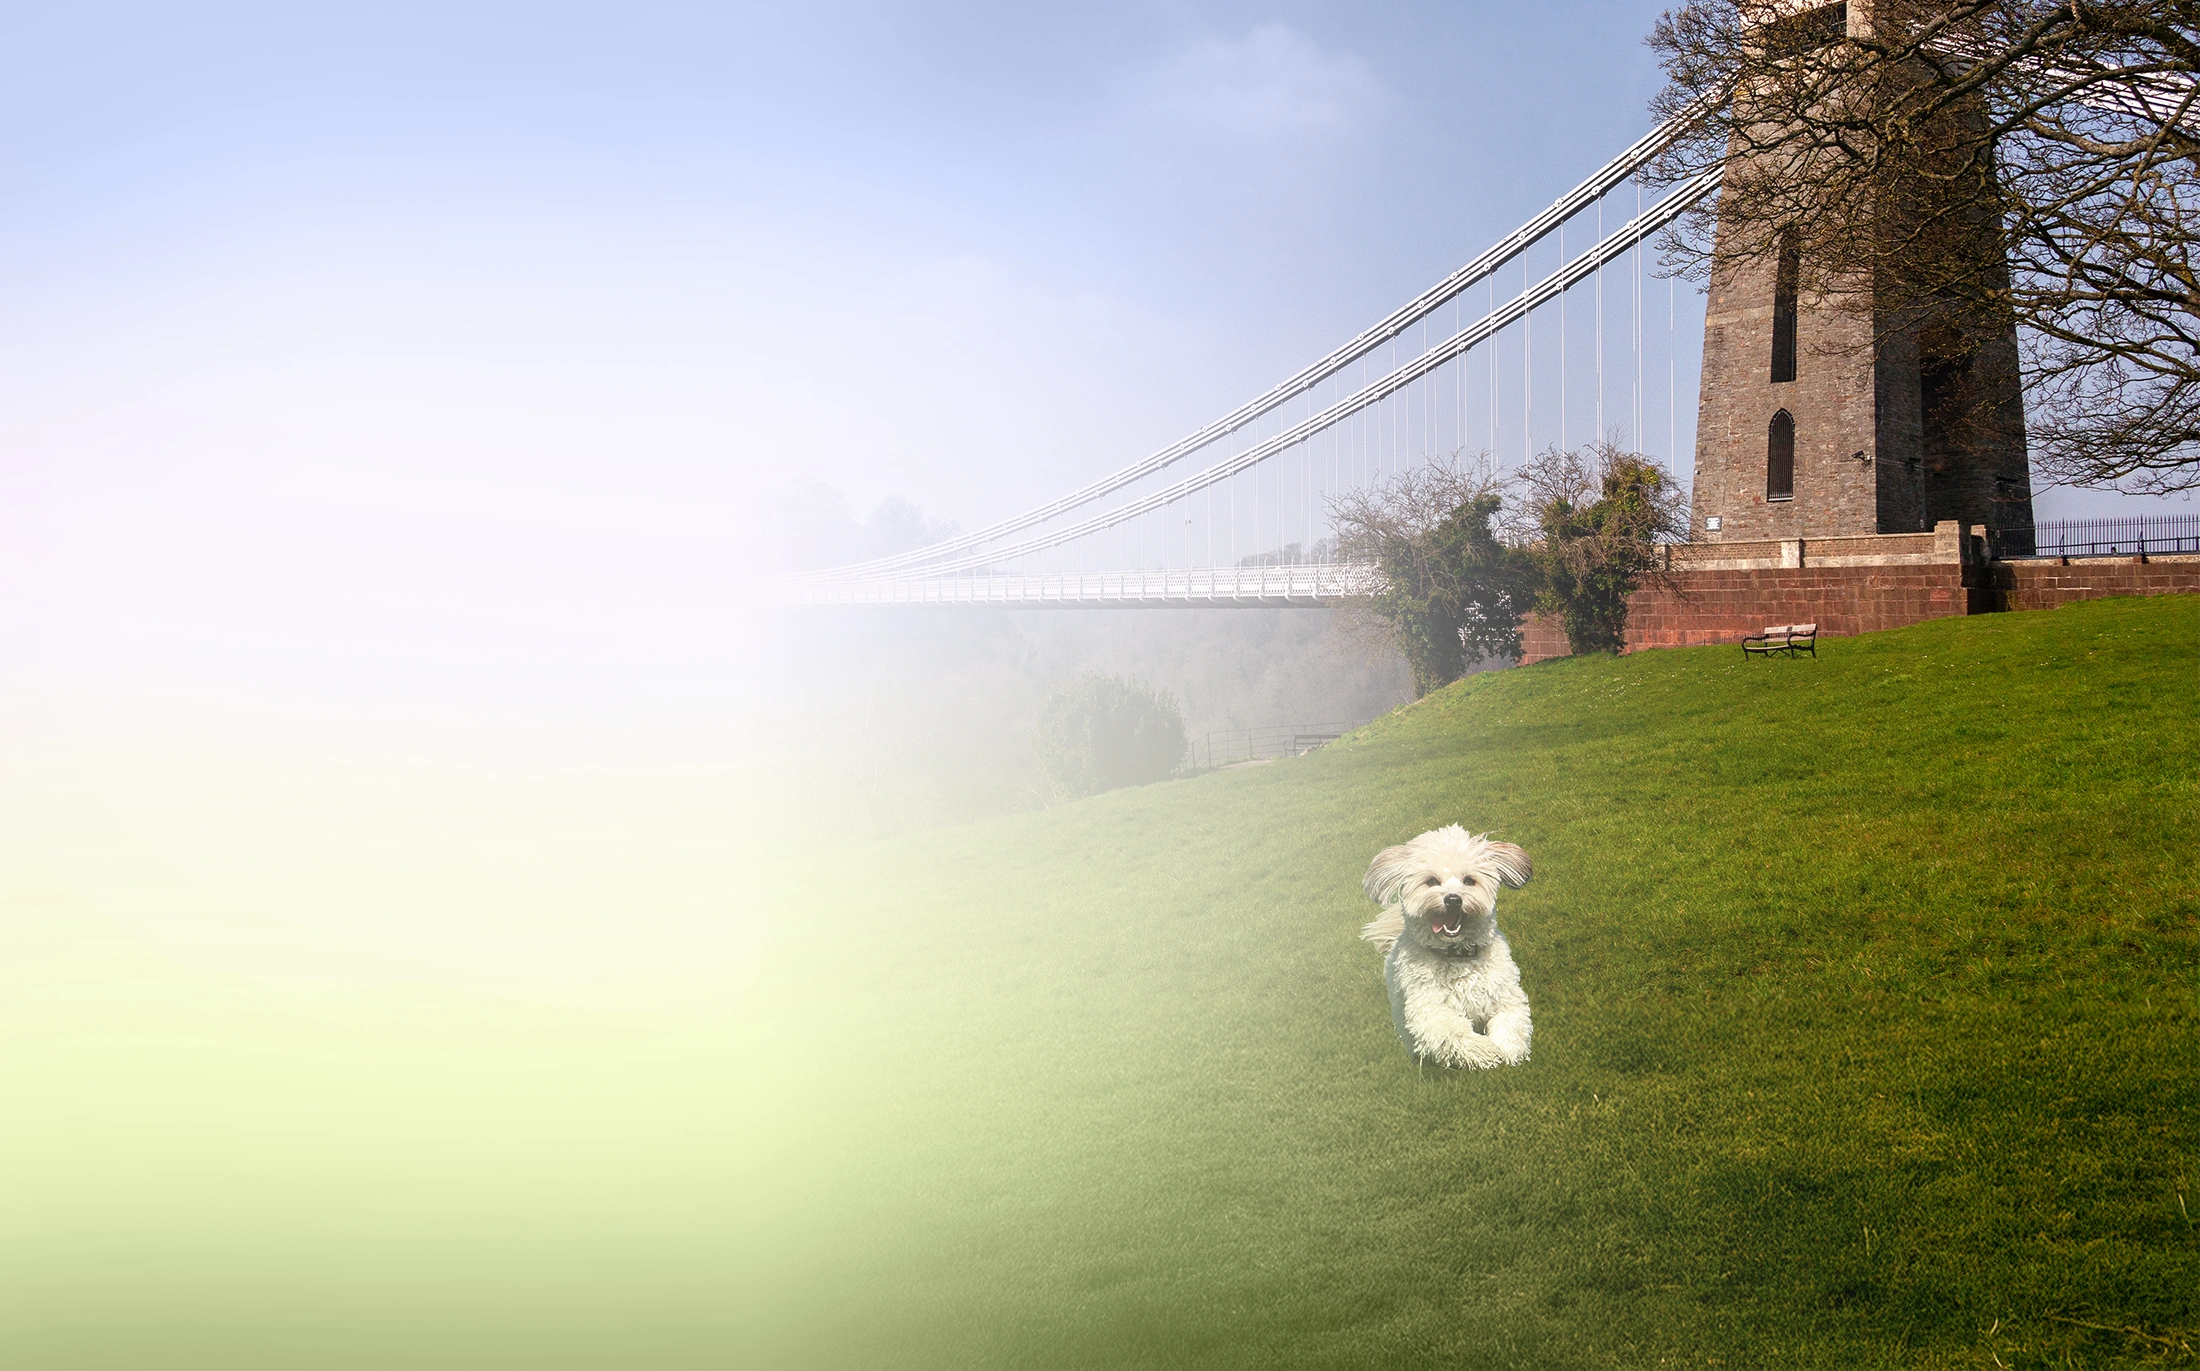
[784,562,1381,608]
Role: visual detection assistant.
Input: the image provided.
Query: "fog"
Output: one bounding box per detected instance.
[3,412,1420,1001]
[3,2,2174,1015]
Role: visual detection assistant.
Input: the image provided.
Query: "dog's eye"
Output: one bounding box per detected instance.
[1423,876,1440,887]
[1464,876,1477,886]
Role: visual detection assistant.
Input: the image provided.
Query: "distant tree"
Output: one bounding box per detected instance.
[1236,538,1335,568]
[1645,0,2200,494]
[1330,460,1539,697]
[762,481,962,572]
[856,495,961,561]
[1519,443,1690,656]
[1033,674,1187,800]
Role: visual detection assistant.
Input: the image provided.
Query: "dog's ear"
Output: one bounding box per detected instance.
[1487,842,1533,888]
[1359,908,1403,954]
[1363,844,1418,904]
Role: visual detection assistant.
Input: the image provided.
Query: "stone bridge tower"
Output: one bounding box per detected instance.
[1688,1,2036,552]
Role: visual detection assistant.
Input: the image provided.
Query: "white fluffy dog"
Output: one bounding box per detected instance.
[1360,825,1535,1069]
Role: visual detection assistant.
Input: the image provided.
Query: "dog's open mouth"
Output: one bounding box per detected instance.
[1430,915,1466,938]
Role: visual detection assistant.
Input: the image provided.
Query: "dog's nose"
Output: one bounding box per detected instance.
[1443,892,1463,912]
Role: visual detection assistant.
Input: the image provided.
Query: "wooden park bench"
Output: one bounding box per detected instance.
[1742,623,1818,659]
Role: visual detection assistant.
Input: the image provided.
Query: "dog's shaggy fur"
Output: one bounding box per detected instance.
[1360,825,1535,1069]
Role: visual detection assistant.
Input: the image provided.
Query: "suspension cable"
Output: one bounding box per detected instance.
[814,170,1717,583]
[796,112,1703,582]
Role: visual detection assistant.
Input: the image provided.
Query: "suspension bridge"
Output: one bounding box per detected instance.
[779,118,1716,609]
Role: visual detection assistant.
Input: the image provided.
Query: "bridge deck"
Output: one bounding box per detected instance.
[781,563,1380,608]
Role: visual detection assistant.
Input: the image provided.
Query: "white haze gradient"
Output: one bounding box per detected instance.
[1,2,2181,1003]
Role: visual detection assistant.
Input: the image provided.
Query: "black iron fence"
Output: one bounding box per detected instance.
[1191,722,1356,771]
[2015,516,2200,558]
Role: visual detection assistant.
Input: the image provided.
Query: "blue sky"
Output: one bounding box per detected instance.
[5,0,2163,587]
[0,1,1726,709]
[0,3,1697,530]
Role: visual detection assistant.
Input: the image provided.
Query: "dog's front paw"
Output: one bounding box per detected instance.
[1418,1028,1508,1070]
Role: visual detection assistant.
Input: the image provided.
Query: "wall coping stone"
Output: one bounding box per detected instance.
[1664,524,1963,571]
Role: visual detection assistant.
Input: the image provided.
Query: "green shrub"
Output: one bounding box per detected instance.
[1521,442,1688,655]
[1033,674,1186,799]
[1330,461,1538,697]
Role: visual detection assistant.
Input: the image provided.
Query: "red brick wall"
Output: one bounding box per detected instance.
[1516,556,2199,664]
[1520,566,1976,663]
[1990,557,2200,611]
[1518,614,1572,664]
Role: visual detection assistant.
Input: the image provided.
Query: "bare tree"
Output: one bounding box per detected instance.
[1647,0,2200,493]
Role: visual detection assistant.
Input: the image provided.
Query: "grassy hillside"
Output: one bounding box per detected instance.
[6,596,2195,1369]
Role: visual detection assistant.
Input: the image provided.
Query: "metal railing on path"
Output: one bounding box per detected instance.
[1191,722,1358,771]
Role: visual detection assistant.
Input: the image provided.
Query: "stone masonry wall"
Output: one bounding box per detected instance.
[1688,46,2034,544]
[1690,225,1883,543]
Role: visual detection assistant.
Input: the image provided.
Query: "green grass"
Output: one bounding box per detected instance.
[5,596,2195,1368]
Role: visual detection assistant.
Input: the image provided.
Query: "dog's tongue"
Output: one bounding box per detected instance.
[1434,917,1463,937]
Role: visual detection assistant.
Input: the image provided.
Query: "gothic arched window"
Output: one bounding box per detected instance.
[1770,230,1800,383]
[1767,409,1796,500]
